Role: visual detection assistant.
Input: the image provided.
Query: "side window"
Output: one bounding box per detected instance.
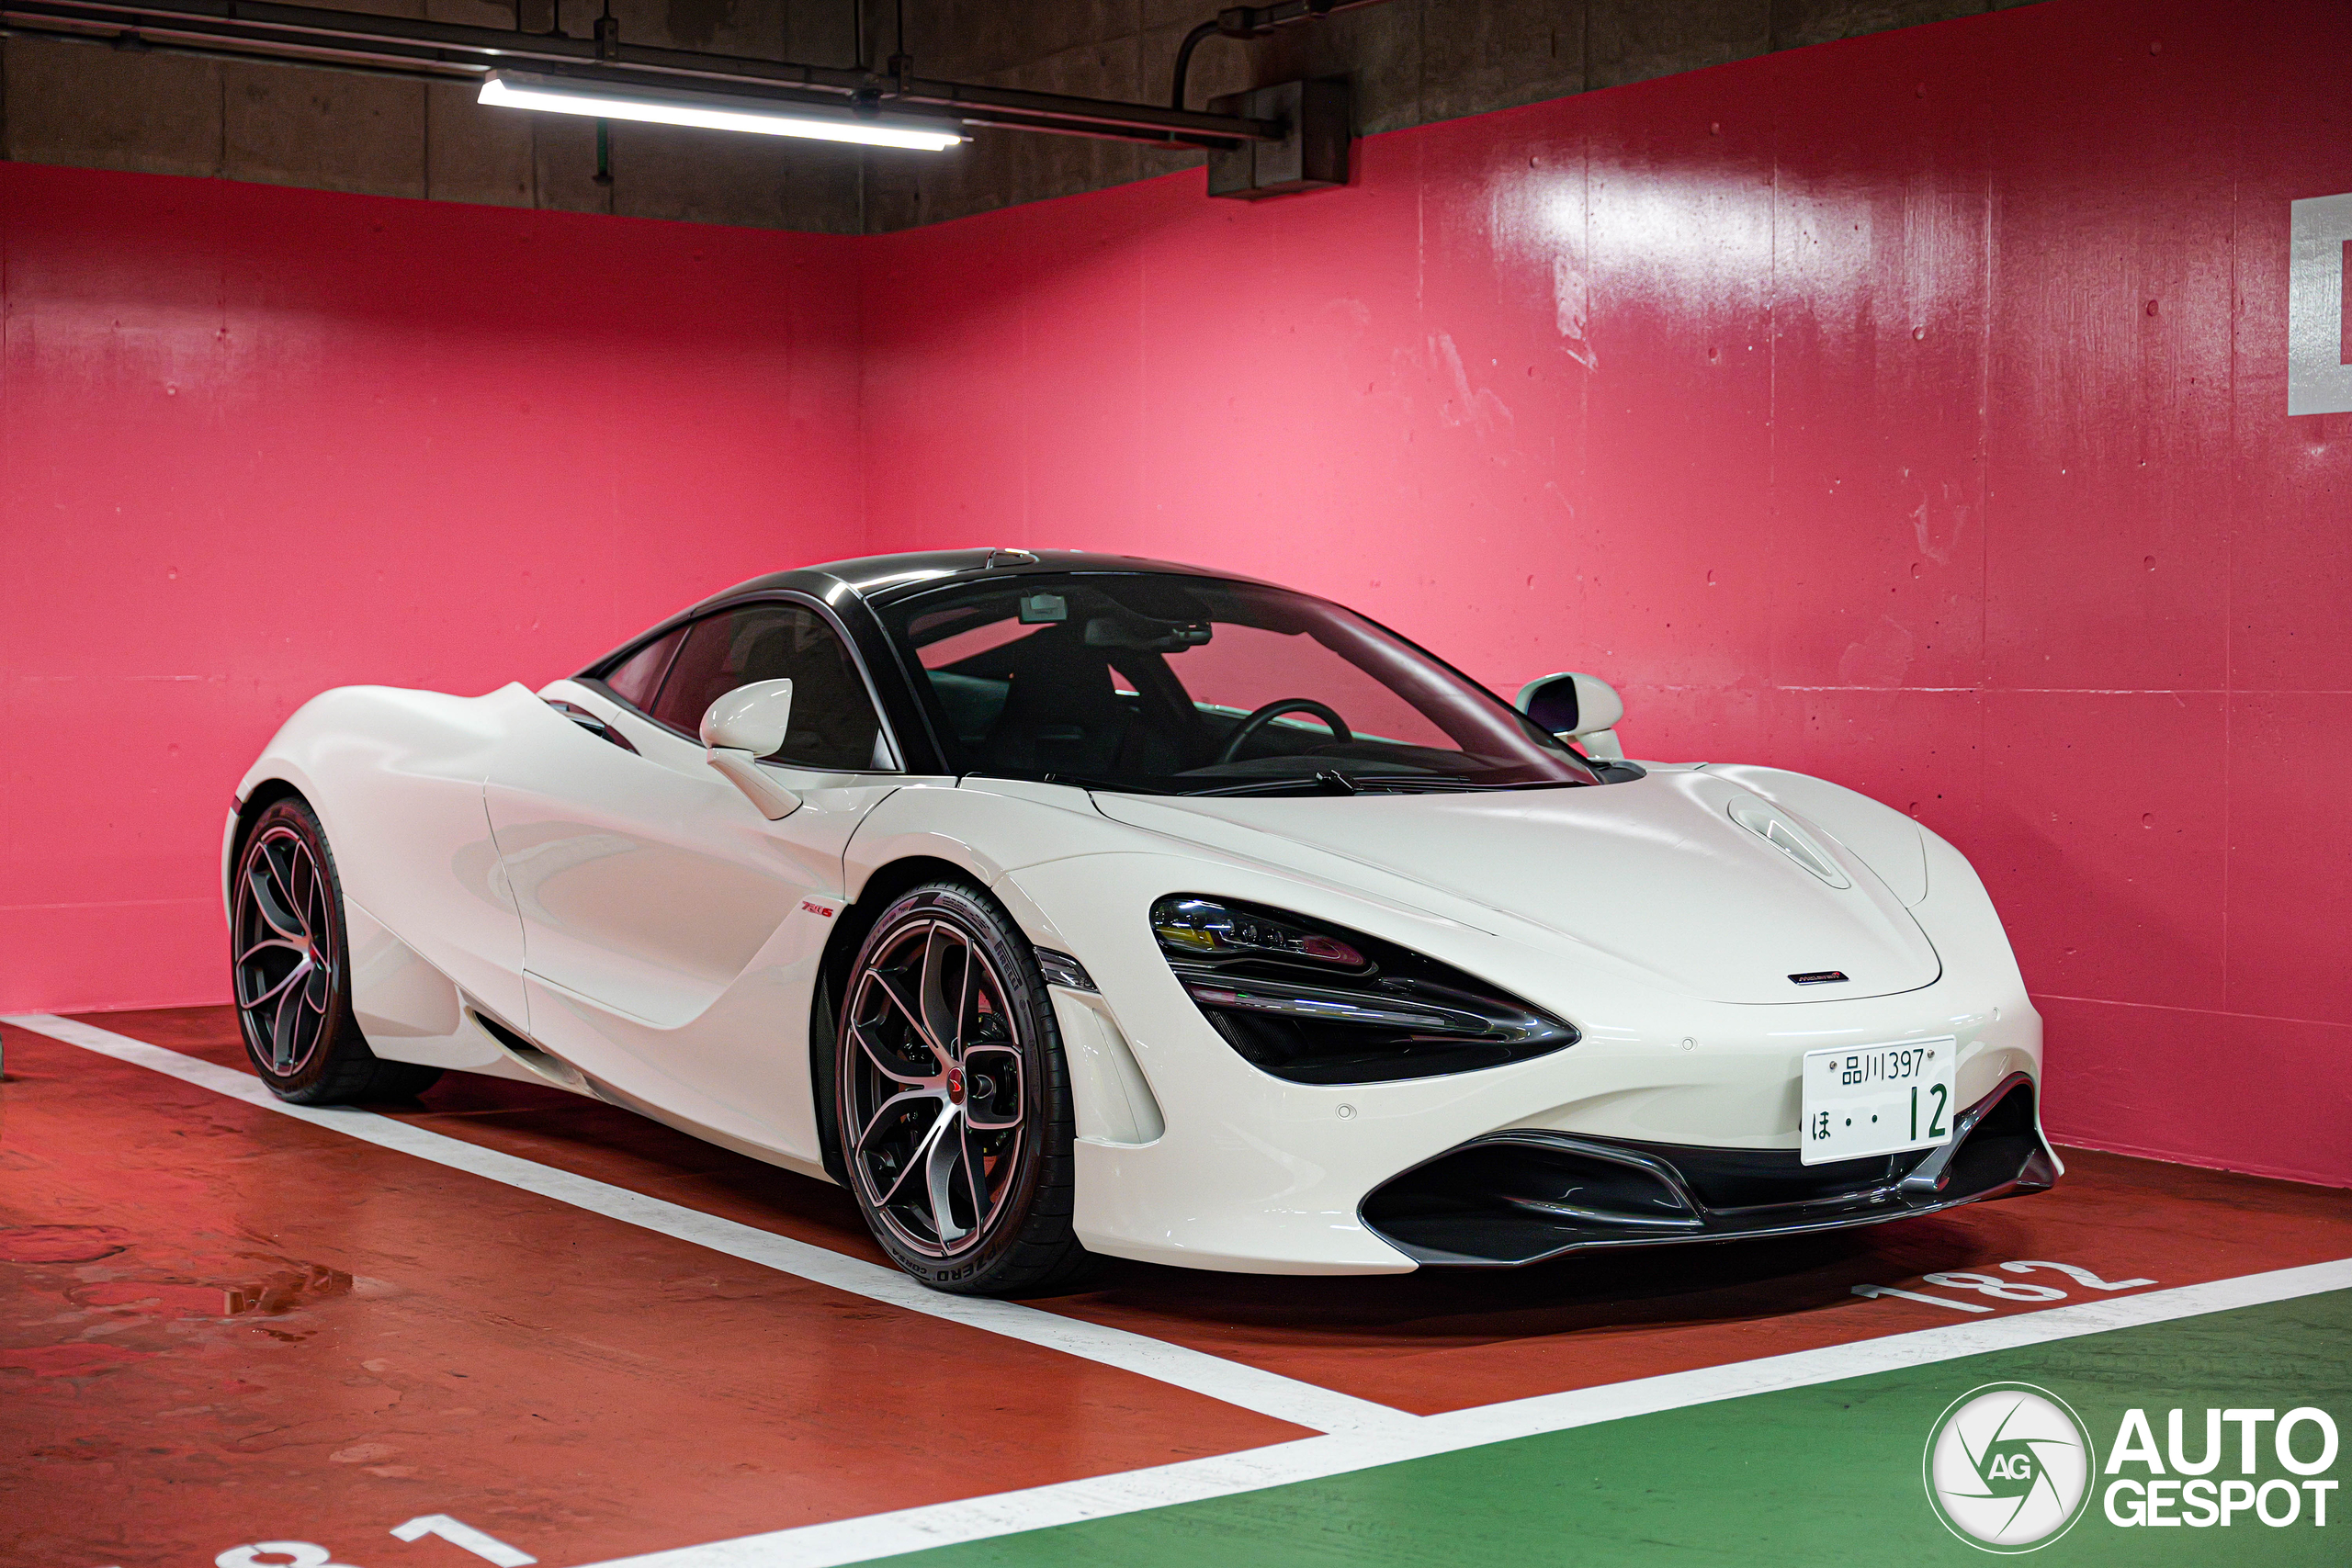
[601,626,684,711]
[648,603,891,771]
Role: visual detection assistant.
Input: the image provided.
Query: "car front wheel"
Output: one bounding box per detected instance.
[833,881,1088,1295]
[230,795,443,1105]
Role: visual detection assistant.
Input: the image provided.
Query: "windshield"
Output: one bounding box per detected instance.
[877,572,1599,795]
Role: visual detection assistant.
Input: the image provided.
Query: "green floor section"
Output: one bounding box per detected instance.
[899,1291,2350,1567]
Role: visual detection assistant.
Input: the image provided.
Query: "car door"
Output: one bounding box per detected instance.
[484,597,903,1158]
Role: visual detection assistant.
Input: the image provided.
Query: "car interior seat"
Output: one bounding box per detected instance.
[982,626,1131,775]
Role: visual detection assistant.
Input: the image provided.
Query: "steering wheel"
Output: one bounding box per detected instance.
[1215,698,1354,765]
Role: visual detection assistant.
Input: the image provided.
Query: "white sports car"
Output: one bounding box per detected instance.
[227,549,2058,1294]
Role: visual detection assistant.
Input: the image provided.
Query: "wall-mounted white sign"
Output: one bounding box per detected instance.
[2289,193,2352,416]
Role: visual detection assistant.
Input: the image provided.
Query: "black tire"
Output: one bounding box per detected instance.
[229,796,443,1105]
[833,881,1090,1296]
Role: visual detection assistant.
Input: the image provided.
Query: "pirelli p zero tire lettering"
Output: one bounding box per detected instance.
[833,880,1089,1296]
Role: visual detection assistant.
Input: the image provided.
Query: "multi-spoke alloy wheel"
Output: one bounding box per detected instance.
[228,797,442,1105]
[233,821,338,1079]
[836,883,1086,1294]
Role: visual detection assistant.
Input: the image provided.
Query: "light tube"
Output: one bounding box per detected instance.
[478,73,966,152]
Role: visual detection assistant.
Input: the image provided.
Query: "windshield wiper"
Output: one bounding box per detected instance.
[1188,773,1592,797]
[1185,771,1364,797]
[961,769,1179,795]
[1349,775,1593,794]
[969,769,1589,799]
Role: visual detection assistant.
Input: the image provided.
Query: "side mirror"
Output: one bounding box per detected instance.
[701,679,802,819]
[1514,671,1626,761]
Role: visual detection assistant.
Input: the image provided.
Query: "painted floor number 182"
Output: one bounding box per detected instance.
[1852,1258,2157,1313]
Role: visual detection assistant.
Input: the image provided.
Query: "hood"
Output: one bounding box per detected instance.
[1088,772,1940,1004]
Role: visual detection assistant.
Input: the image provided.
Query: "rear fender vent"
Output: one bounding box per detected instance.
[469,1010,590,1094]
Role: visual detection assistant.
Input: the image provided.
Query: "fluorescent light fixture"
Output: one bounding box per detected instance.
[478,72,966,152]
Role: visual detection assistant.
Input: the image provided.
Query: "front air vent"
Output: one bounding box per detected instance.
[1362,1078,2055,1267]
[1726,795,1851,888]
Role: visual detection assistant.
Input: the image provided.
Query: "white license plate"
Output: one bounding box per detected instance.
[1800,1037,1957,1165]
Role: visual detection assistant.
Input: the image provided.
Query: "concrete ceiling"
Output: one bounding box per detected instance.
[0,0,2046,232]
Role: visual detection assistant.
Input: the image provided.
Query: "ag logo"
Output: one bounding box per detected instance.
[1924,1382,2098,1551]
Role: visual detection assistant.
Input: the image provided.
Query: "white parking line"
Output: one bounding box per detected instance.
[578,1256,2352,1568]
[1,1012,1417,1439]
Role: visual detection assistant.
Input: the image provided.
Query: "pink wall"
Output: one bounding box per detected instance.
[859,0,2352,1186]
[5,0,2345,1188]
[0,164,866,1015]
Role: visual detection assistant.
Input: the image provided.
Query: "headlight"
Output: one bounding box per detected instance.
[1149,895,1578,1085]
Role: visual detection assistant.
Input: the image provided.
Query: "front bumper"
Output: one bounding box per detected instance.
[1362,1073,2058,1267]
[999,843,2043,1276]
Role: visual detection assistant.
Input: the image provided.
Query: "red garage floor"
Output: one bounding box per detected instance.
[0,1015,1309,1568]
[6,1007,2350,1568]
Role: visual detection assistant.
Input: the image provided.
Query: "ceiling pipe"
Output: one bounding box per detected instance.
[1170,0,1390,112]
[2,16,490,89]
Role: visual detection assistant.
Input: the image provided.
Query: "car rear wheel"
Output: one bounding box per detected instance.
[231,796,443,1105]
[834,881,1089,1295]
